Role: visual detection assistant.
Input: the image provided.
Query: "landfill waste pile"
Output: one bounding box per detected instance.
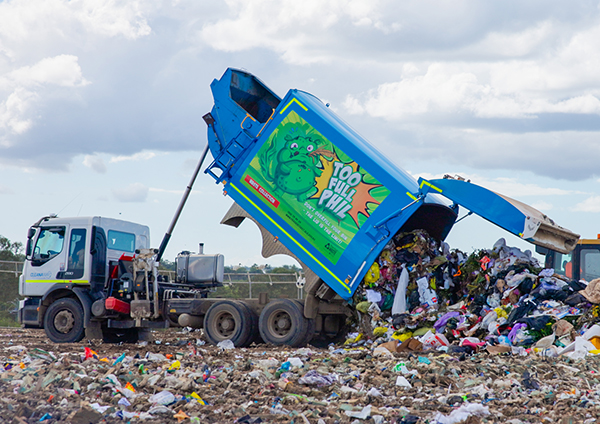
[349,230,600,361]
[3,327,600,424]
[6,235,600,423]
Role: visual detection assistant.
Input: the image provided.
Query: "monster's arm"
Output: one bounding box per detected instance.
[279,163,292,175]
[298,187,318,202]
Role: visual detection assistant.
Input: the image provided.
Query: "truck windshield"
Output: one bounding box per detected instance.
[32,227,65,266]
[553,251,573,278]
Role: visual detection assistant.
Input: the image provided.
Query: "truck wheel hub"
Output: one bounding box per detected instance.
[216,313,235,337]
[221,318,233,331]
[54,310,75,334]
[273,311,291,333]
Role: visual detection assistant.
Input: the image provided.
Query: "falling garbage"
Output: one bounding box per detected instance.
[345,229,600,363]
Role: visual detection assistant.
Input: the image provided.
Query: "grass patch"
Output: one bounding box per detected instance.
[0,312,19,327]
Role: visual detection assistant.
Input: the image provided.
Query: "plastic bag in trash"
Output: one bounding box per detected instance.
[345,405,372,419]
[419,330,449,350]
[297,370,337,387]
[217,340,235,350]
[417,277,438,307]
[433,402,490,424]
[395,376,412,388]
[149,390,175,405]
[391,266,409,315]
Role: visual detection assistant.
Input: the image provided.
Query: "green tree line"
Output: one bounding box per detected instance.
[0,235,24,326]
[158,259,304,299]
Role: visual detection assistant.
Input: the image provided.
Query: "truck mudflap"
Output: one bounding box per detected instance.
[418,177,580,254]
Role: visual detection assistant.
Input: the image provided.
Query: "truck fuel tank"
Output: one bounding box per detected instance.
[176,251,224,287]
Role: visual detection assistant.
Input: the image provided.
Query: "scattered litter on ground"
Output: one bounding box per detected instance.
[4,234,600,422]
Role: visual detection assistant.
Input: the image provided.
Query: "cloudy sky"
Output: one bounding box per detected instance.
[1,0,599,266]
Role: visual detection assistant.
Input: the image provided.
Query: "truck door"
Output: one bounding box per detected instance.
[24,226,92,296]
[57,228,87,280]
[90,226,107,293]
[25,225,68,296]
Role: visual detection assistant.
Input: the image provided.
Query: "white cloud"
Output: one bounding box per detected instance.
[412,172,573,198]
[572,195,600,213]
[408,130,600,182]
[200,0,389,64]
[530,201,553,211]
[0,55,88,141]
[112,182,149,202]
[72,0,152,40]
[0,88,36,137]
[8,55,90,88]
[0,0,153,146]
[468,21,555,58]
[149,187,184,195]
[0,0,152,43]
[344,63,600,120]
[474,177,573,197]
[110,151,157,163]
[82,154,107,173]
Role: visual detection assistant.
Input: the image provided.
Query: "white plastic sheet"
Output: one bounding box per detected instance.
[392,266,409,315]
[433,402,490,424]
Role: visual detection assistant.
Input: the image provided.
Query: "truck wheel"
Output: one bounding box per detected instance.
[259,299,313,347]
[238,301,261,345]
[203,300,254,347]
[294,300,315,346]
[43,298,85,343]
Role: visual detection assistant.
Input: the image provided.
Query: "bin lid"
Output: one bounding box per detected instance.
[418,177,579,254]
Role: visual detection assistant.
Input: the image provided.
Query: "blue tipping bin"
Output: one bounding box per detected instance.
[203,68,578,301]
[203,68,456,300]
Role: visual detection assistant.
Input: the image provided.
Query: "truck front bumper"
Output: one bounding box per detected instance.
[18,298,41,328]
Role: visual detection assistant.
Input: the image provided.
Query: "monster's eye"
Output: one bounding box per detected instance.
[306,145,314,152]
[291,143,298,149]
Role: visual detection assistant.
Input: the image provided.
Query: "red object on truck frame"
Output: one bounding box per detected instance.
[105,297,130,314]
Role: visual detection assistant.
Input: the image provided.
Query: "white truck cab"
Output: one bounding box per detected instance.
[19,214,226,345]
[19,215,150,338]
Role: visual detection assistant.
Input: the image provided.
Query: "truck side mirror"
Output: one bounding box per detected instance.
[25,227,36,257]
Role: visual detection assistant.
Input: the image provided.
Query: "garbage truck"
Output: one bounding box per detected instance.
[17,68,580,346]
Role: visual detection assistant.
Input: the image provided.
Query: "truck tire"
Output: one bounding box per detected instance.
[203,300,255,347]
[237,301,261,345]
[43,298,85,343]
[294,300,315,346]
[259,299,312,347]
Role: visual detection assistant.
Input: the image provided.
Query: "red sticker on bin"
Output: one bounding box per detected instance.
[245,175,280,207]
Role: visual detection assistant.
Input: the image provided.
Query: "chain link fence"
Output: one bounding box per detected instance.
[0,261,22,325]
[159,271,305,299]
[0,260,23,277]
[1,261,305,301]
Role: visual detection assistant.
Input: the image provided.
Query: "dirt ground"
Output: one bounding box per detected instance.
[1,327,599,423]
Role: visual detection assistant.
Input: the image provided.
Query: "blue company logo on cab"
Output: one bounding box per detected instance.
[29,271,52,278]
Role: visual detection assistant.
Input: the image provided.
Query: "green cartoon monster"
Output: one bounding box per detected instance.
[260,134,331,202]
